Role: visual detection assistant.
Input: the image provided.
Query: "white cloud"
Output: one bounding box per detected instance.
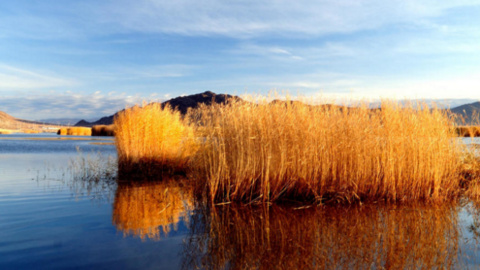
[0,91,163,119]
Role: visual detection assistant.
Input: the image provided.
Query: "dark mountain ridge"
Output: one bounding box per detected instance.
[75,92,480,126]
[75,91,241,126]
[450,101,480,125]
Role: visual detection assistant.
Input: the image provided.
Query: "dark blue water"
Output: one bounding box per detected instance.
[2,134,480,269]
[0,134,189,270]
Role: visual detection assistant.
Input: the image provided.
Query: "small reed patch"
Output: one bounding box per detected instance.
[456,126,480,137]
[92,125,115,136]
[57,127,92,136]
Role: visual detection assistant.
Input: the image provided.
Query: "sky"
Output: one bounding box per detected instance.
[2,0,480,120]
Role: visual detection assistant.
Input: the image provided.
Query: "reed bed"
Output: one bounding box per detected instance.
[114,103,197,175]
[57,127,92,136]
[183,204,459,270]
[113,179,193,241]
[192,98,464,204]
[113,95,480,204]
[92,124,115,136]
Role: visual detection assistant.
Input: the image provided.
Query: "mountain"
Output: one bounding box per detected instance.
[75,91,480,127]
[37,118,99,126]
[450,101,480,125]
[0,111,63,132]
[75,91,241,126]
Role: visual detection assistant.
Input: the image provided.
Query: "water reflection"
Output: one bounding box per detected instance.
[113,179,193,241]
[183,204,460,270]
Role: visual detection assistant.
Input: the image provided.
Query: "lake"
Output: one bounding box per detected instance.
[2,134,480,269]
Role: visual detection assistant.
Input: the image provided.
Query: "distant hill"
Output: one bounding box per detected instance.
[450,102,480,125]
[75,91,241,126]
[36,118,97,126]
[74,91,480,127]
[0,111,63,132]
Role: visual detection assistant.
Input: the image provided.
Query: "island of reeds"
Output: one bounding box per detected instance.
[113,94,480,205]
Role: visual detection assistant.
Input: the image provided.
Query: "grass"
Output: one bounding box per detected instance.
[68,150,118,201]
[22,129,40,134]
[114,103,198,176]
[92,124,115,136]
[113,95,480,204]
[57,127,92,136]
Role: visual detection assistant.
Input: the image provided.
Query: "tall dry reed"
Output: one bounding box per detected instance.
[192,98,464,203]
[114,103,197,174]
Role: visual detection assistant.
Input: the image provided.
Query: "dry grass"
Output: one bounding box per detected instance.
[22,129,40,134]
[57,127,92,136]
[92,125,115,136]
[183,204,459,270]
[114,103,197,175]
[191,97,465,204]
[113,179,193,241]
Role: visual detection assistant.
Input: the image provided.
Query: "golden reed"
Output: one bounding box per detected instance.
[192,98,464,204]
[57,127,92,136]
[114,103,197,175]
[92,124,115,136]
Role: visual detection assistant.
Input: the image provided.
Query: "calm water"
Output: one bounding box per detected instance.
[2,134,480,269]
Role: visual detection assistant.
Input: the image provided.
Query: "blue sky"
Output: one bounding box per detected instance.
[2,0,480,119]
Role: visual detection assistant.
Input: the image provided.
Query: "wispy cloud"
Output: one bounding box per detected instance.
[4,1,479,40]
[117,65,194,79]
[228,43,303,60]
[96,0,480,37]
[0,64,76,89]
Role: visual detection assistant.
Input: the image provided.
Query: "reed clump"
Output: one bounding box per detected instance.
[192,98,464,204]
[114,103,197,175]
[92,124,115,136]
[57,127,92,136]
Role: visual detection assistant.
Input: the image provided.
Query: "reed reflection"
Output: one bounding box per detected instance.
[183,204,460,270]
[113,178,193,241]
